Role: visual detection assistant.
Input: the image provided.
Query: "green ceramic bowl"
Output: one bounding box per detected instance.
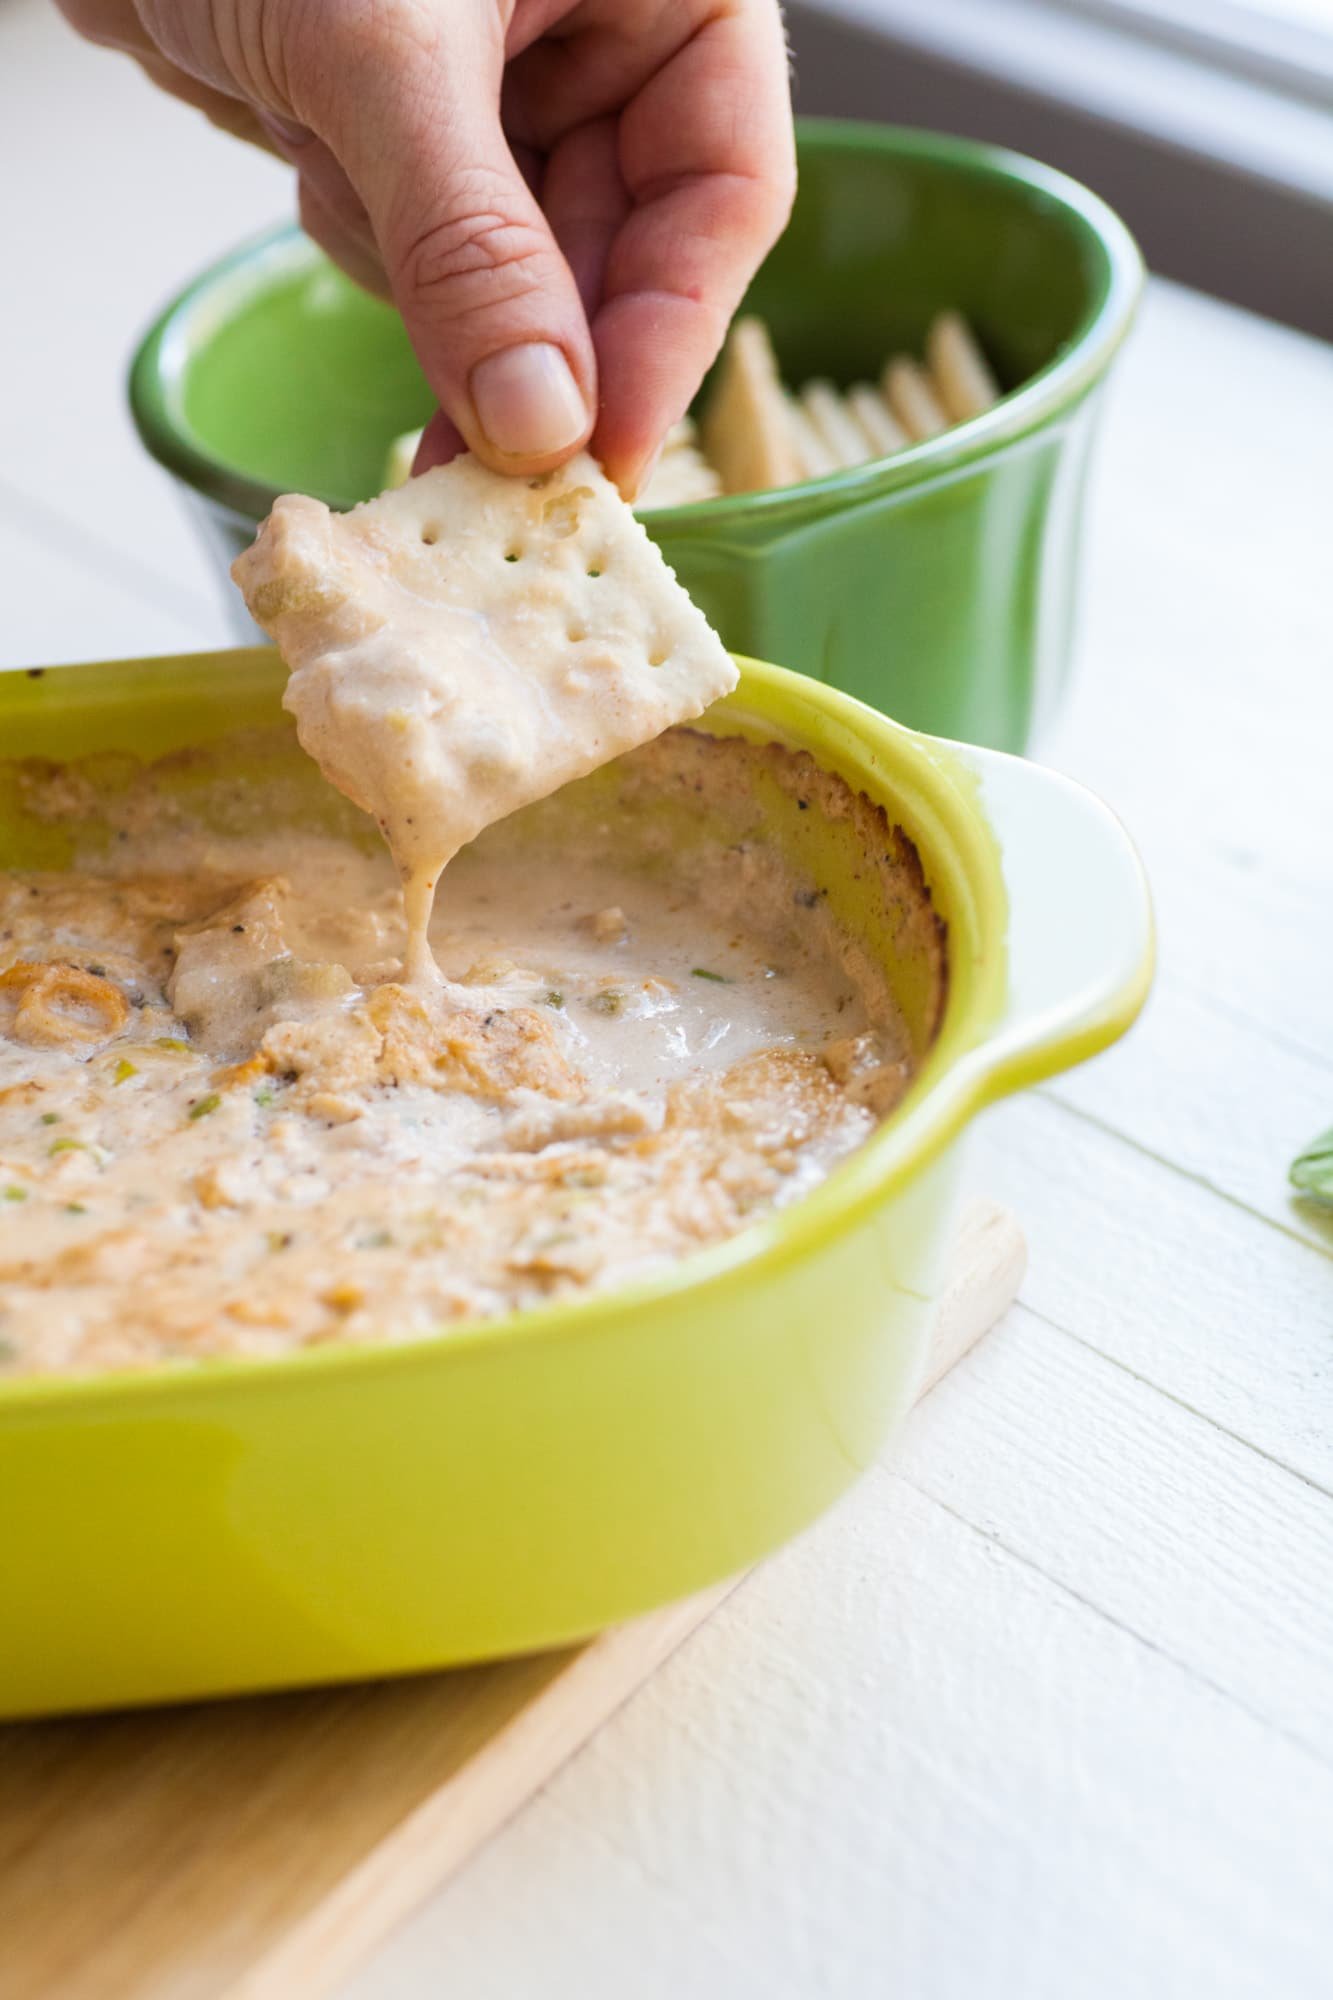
[0,648,1152,1717]
[129,121,1142,752]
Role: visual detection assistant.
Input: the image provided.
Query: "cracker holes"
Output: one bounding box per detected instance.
[504,548,522,563]
[421,523,441,546]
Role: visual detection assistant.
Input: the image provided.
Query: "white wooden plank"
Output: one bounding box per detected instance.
[970,1096,1333,1490]
[1037,284,1331,1069]
[1038,721,1330,1072]
[1017,287,1332,1220]
[1083,285,1330,609]
[0,475,222,641]
[0,0,286,608]
[897,1302,1333,1758]
[0,514,211,670]
[1046,986,1333,1252]
[341,1477,1333,2000]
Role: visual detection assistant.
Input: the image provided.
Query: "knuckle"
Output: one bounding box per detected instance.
[399,198,553,321]
[766,162,798,243]
[770,144,799,225]
[727,158,796,257]
[294,0,441,121]
[320,0,438,65]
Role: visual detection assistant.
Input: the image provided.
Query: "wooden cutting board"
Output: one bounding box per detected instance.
[0,1199,1023,2000]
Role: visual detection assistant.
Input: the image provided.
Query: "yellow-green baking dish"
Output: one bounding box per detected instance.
[0,650,1152,1717]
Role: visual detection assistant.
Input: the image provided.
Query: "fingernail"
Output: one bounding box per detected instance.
[469,343,587,459]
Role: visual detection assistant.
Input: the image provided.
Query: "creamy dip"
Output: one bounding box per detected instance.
[0,731,933,1377]
[232,454,738,983]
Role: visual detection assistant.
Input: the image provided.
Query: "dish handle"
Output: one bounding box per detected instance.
[951,744,1155,1101]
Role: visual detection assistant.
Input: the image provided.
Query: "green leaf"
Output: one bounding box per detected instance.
[3,1186,28,1202]
[48,1137,90,1156]
[188,1093,222,1122]
[1290,1124,1333,1203]
[113,1058,138,1085]
[691,967,728,983]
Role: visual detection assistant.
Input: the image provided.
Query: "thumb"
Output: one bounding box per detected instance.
[314,23,595,476]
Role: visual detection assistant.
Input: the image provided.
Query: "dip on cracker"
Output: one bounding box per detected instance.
[234,453,737,982]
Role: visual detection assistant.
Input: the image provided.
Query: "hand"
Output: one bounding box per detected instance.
[58,0,796,494]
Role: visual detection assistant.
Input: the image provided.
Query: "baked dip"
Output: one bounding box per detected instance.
[0,460,944,1377]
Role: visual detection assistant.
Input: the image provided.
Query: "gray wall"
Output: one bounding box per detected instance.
[787,4,1333,338]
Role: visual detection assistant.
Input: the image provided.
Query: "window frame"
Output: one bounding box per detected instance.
[801,0,1333,202]
[1059,0,1333,103]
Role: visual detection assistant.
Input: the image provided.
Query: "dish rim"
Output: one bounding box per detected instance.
[127,119,1144,528]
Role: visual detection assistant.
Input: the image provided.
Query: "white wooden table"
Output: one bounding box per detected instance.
[3,4,1331,1993]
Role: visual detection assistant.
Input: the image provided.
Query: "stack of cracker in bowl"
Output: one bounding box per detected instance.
[697,309,999,499]
[386,310,1000,512]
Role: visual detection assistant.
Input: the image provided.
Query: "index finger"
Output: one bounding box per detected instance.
[587,3,795,494]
